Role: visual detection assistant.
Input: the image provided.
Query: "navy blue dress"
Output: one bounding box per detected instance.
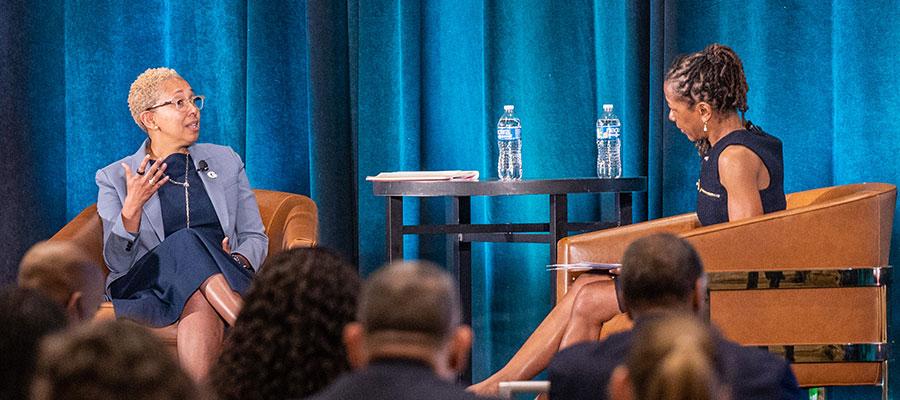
[696,123,786,226]
[108,153,253,327]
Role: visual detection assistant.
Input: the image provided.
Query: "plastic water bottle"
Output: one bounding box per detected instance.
[596,104,621,178]
[497,105,522,181]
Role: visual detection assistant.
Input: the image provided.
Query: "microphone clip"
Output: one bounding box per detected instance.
[198,160,217,179]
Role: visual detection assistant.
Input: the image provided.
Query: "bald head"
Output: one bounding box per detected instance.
[345,260,471,377]
[18,241,104,322]
[359,261,461,349]
[620,233,705,315]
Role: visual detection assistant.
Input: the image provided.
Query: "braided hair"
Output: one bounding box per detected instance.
[665,44,749,155]
[210,247,360,400]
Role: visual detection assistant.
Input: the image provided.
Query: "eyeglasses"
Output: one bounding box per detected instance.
[145,95,205,112]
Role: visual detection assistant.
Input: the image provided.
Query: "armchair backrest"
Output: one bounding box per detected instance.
[558,182,895,272]
[50,189,318,277]
[685,182,894,271]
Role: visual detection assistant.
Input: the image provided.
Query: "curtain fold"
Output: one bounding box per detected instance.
[2,0,900,396]
[0,0,66,283]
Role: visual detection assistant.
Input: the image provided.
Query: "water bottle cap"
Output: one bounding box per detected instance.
[603,104,613,112]
[504,105,514,111]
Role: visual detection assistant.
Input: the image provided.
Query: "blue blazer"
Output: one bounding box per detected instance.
[95,140,268,291]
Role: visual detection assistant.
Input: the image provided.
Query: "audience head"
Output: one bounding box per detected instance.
[31,319,196,400]
[608,314,729,400]
[18,240,104,322]
[211,247,361,400]
[343,260,472,380]
[0,286,67,400]
[619,233,705,316]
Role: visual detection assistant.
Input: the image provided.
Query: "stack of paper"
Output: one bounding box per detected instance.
[366,170,479,182]
[546,262,621,271]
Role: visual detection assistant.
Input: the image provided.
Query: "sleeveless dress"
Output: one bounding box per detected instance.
[108,153,253,327]
[696,123,787,226]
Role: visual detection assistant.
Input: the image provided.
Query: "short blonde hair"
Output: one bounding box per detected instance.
[127,67,182,132]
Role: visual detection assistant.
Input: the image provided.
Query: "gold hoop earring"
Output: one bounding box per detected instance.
[703,120,708,132]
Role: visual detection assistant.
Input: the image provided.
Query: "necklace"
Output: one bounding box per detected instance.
[167,154,191,228]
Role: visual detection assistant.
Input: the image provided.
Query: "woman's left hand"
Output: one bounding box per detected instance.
[223,237,252,271]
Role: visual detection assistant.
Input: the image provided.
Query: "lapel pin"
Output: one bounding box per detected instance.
[207,171,218,179]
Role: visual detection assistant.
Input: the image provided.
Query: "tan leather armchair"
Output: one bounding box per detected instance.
[556,183,896,390]
[50,189,318,348]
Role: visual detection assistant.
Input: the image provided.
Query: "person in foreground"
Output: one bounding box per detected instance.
[607,314,730,400]
[96,67,268,380]
[547,233,802,400]
[31,319,198,400]
[18,240,105,324]
[0,287,67,400]
[469,43,786,395]
[308,260,495,400]
[210,247,361,400]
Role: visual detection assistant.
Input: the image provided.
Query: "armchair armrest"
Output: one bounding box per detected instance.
[50,204,107,276]
[556,212,700,299]
[283,205,318,249]
[254,190,319,253]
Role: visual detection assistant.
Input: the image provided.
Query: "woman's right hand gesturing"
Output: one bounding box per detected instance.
[120,154,169,232]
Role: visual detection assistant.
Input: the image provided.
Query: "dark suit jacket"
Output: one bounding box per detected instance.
[548,318,804,400]
[307,358,494,400]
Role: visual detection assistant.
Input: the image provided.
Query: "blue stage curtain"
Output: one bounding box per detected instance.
[2,1,899,396]
[0,0,66,286]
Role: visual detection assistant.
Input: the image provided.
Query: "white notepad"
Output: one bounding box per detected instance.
[546,262,621,271]
[366,170,479,182]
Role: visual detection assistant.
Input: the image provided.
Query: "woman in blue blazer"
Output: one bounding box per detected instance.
[95,67,268,380]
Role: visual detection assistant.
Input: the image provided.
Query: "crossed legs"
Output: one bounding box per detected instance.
[468,273,621,396]
[177,273,242,381]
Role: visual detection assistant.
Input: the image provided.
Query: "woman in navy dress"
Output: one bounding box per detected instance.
[470,44,787,395]
[95,68,268,381]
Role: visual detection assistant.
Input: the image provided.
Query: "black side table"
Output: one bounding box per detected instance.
[372,177,647,324]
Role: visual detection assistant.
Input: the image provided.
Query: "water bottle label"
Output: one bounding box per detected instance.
[598,125,620,139]
[498,127,521,141]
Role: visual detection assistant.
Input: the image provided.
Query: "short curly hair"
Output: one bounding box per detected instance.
[30,320,197,400]
[127,67,182,132]
[210,247,361,400]
[665,43,749,115]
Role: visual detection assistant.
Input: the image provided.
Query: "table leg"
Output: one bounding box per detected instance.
[549,194,568,302]
[447,196,472,383]
[447,196,472,326]
[387,196,403,261]
[616,192,633,226]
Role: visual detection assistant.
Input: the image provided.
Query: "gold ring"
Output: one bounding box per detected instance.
[149,178,156,185]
